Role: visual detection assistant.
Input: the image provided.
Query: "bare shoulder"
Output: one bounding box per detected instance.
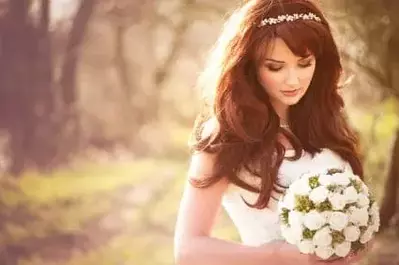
[189,117,222,181]
[200,117,219,140]
[174,119,228,245]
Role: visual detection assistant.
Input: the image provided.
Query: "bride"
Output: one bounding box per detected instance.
[174,0,366,264]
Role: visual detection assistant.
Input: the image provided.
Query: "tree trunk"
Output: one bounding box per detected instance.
[33,0,58,170]
[380,129,399,230]
[0,0,57,175]
[58,0,95,158]
[114,24,132,101]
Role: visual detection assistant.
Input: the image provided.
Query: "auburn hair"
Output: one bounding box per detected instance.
[189,0,363,209]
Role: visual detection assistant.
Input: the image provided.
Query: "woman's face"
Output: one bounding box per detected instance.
[257,38,316,110]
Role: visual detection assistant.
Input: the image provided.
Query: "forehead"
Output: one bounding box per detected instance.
[265,38,310,60]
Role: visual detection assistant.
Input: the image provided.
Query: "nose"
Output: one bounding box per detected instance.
[285,68,300,87]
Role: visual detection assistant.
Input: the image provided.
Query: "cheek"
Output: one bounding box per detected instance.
[300,66,316,86]
[257,69,285,92]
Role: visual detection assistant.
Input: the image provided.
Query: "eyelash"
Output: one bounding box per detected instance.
[267,62,313,72]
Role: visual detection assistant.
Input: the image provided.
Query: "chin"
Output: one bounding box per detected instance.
[280,96,303,106]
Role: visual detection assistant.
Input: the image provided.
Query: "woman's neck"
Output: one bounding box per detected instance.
[271,100,289,125]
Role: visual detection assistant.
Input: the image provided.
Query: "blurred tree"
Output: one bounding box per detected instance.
[0,0,95,175]
[331,0,399,231]
[0,0,57,175]
[59,0,95,159]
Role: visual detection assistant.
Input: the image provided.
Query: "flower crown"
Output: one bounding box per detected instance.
[258,12,322,27]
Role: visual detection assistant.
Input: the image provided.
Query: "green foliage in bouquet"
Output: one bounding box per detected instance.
[352,240,366,252]
[295,195,315,213]
[331,231,345,244]
[280,208,289,225]
[308,176,320,189]
[303,228,317,239]
[350,178,362,193]
[344,202,358,210]
[326,184,340,192]
[315,200,333,212]
[326,168,344,175]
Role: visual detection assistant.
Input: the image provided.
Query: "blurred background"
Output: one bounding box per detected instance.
[0,0,398,264]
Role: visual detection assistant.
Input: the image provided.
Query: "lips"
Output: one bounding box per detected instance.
[281,88,301,97]
[282,89,298,92]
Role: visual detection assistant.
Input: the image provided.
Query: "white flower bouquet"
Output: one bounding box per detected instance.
[278,168,380,260]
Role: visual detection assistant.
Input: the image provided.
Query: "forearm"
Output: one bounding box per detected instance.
[175,236,286,265]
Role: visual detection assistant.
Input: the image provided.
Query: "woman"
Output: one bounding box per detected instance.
[174,0,365,264]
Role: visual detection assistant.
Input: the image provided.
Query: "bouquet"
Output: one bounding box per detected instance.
[278,168,380,260]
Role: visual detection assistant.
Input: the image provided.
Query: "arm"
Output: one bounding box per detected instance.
[173,152,301,265]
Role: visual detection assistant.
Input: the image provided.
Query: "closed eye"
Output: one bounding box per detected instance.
[298,61,313,68]
[265,64,284,72]
[298,57,315,68]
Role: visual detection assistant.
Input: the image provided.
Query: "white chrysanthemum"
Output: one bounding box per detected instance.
[319,174,335,186]
[361,182,369,194]
[289,211,304,229]
[300,172,319,181]
[281,226,296,244]
[315,246,334,260]
[349,174,362,182]
[349,175,369,194]
[328,211,349,231]
[334,241,352,257]
[280,192,295,210]
[343,225,361,242]
[309,186,329,204]
[298,240,315,254]
[370,202,379,215]
[343,186,358,203]
[281,225,302,244]
[370,202,379,218]
[360,227,374,244]
[371,222,380,233]
[328,194,347,210]
[303,210,327,230]
[331,173,351,186]
[313,227,332,247]
[290,178,312,195]
[321,211,332,222]
[292,224,304,242]
[357,193,370,208]
[349,207,369,226]
[370,208,380,232]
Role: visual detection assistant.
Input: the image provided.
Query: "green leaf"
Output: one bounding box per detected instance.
[315,200,333,212]
[303,228,316,239]
[280,208,289,225]
[327,168,344,175]
[331,231,345,244]
[350,179,362,193]
[309,176,320,189]
[294,195,314,213]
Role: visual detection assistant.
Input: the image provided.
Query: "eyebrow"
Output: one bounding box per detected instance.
[264,55,313,63]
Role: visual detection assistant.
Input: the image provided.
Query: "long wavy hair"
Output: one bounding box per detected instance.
[189,0,363,209]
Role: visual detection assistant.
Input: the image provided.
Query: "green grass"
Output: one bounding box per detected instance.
[0,158,190,263]
[1,159,186,206]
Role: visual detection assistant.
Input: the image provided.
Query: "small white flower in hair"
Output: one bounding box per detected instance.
[258,12,322,27]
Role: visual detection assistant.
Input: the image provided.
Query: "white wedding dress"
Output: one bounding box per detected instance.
[222,148,353,246]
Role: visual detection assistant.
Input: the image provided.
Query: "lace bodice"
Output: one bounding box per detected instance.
[221,148,352,246]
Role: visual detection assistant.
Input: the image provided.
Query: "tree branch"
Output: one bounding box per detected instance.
[154,0,195,87]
